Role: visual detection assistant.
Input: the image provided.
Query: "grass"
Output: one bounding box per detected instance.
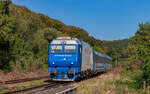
[76,70,145,94]
[76,67,150,94]
[77,72,119,94]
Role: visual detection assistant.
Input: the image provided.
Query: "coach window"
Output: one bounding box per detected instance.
[51,45,62,53]
[80,47,82,53]
[64,45,76,53]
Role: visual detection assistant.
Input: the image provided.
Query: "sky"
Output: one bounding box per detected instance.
[12,0,150,40]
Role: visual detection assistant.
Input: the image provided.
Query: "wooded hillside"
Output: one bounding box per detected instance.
[0,1,104,72]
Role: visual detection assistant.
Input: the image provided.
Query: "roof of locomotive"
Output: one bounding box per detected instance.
[50,37,82,44]
[51,37,92,49]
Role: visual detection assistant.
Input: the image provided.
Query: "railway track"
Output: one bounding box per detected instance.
[0,75,50,93]
[4,82,71,94]
[0,75,73,94]
[0,75,49,84]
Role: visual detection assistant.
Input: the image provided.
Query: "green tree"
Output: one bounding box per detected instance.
[132,23,150,60]
[130,22,150,88]
[0,1,15,71]
[0,0,11,15]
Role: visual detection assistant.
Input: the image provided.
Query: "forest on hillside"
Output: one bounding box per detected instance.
[0,1,104,72]
[103,23,150,88]
[103,39,133,62]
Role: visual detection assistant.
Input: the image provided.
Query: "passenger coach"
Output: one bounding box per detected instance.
[48,37,112,81]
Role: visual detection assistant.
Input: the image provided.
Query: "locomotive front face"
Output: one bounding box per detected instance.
[48,38,81,81]
[50,44,77,67]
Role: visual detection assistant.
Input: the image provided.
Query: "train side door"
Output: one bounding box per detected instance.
[78,45,82,72]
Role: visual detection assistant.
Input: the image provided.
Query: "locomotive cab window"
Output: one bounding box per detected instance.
[64,45,76,53]
[51,45,62,53]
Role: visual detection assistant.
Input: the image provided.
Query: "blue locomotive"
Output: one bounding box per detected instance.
[48,37,112,81]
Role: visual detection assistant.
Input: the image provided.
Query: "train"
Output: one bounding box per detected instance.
[48,37,112,81]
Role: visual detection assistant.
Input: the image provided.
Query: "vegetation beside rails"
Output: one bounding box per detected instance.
[77,69,150,94]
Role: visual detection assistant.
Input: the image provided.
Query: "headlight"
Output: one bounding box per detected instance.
[64,58,66,61]
[52,62,55,65]
[71,62,74,65]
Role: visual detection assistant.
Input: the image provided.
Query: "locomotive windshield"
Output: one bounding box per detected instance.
[64,45,76,53]
[51,45,62,53]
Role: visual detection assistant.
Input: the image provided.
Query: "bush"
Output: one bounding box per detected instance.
[140,57,150,87]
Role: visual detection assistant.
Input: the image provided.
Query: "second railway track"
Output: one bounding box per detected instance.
[0,75,49,84]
